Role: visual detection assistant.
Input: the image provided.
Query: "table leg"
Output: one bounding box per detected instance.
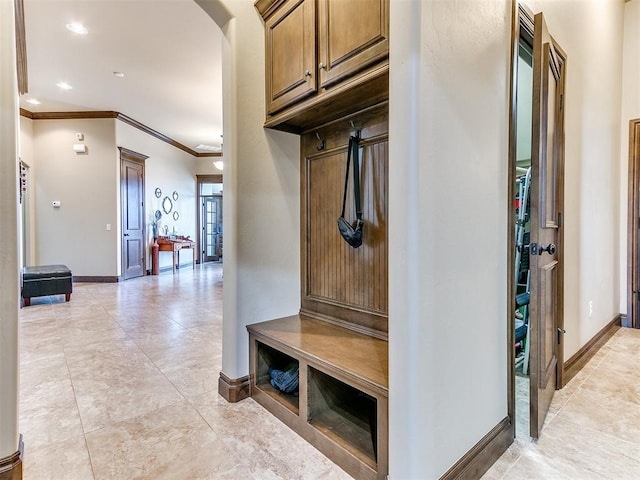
[173,250,177,274]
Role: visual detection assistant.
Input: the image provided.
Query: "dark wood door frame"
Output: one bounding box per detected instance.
[627,119,640,328]
[196,174,223,264]
[119,147,148,279]
[507,2,533,440]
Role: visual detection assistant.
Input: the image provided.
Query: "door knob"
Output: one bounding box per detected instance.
[304,70,312,77]
[123,233,130,237]
[540,243,556,255]
[529,243,556,255]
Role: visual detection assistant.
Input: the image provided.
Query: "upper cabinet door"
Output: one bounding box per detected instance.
[317,0,389,89]
[265,0,317,115]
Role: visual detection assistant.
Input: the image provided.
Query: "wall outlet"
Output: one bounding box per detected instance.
[589,300,593,318]
[106,224,111,231]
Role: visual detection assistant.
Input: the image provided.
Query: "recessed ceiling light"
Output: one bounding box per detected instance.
[195,144,221,151]
[56,82,73,90]
[66,23,88,35]
[113,71,125,78]
[213,161,224,171]
[25,98,41,105]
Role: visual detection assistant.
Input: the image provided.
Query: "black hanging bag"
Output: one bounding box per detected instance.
[337,133,363,248]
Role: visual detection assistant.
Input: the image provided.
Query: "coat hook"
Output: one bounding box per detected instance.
[315,132,326,151]
[349,121,361,139]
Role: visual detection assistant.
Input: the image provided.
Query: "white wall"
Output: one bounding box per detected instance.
[390,0,625,477]
[516,54,533,162]
[197,0,301,381]
[32,118,119,276]
[620,0,640,314]
[195,155,224,175]
[116,121,198,271]
[389,1,511,477]
[0,0,21,458]
[530,0,624,357]
[20,116,36,266]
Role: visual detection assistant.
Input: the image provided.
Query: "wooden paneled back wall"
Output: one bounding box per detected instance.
[301,103,388,337]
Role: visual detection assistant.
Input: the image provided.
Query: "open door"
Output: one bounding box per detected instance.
[528,12,566,438]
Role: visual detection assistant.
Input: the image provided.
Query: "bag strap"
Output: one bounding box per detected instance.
[340,135,354,218]
[340,133,362,221]
[352,133,362,221]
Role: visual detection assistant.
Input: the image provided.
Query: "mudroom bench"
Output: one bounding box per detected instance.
[247,315,388,480]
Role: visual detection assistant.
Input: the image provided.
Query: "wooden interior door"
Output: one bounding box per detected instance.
[120,149,147,280]
[628,120,640,328]
[317,0,388,89]
[529,12,566,439]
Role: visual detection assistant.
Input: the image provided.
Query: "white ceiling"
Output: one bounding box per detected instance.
[20,0,224,154]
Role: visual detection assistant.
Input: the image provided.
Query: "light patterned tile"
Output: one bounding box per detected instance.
[85,401,234,480]
[72,370,183,433]
[23,435,94,480]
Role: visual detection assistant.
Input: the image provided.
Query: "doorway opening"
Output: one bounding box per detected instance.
[508,3,566,440]
[627,119,640,328]
[513,33,534,438]
[197,174,223,264]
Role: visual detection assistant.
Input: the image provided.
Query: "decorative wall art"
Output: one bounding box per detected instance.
[162,196,173,214]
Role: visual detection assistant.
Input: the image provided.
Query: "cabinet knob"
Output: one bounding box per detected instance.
[304,70,312,77]
[318,62,326,70]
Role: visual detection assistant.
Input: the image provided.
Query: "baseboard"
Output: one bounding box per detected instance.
[563,313,622,386]
[73,276,120,283]
[0,435,23,480]
[218,372,250,403]
[440,417,513,480]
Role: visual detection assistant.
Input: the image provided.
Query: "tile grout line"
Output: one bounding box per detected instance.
[61,324,98,480]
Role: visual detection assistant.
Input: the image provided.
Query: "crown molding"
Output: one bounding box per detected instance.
[19,108,222,158]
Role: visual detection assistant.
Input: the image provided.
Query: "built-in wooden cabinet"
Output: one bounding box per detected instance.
[317,0,388,89]
[263,0,316,115]
[248,315,388,480]
[250,3,389,478]
[256,0,389,132]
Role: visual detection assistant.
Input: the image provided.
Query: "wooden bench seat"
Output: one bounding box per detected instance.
[248,314,388,394]
[247,314,388,480]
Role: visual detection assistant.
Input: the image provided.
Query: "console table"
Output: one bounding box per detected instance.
[156,236,196,273]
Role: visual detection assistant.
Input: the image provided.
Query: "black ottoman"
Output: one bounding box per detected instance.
[22,265,73,306]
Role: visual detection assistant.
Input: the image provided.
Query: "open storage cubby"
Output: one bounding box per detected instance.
[248,315,388,480]
[308,366,377,469]
[255,341,300,414]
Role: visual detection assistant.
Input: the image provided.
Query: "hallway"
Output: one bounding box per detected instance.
[18,264,640,479]
[483,326,640,479]
[18,264,349,479]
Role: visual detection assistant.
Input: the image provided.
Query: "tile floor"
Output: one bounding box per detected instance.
[482,326,640,479]
[19,264,640,479]
[19,263,351,480]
